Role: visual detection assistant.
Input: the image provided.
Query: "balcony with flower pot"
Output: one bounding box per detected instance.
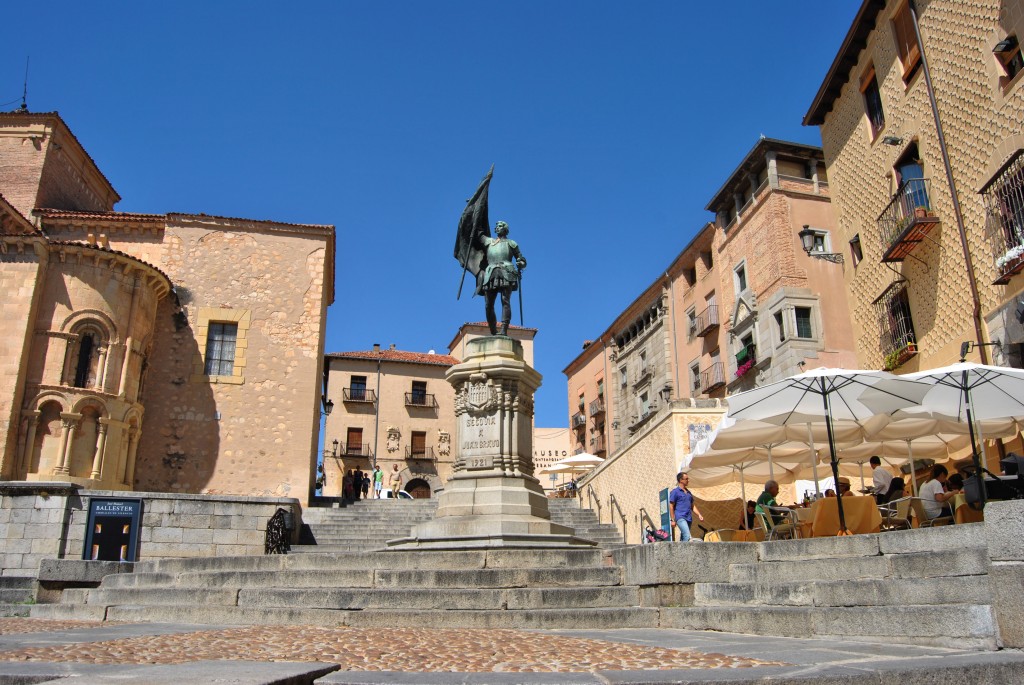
[878,178,940,263]
[883,341,918,371]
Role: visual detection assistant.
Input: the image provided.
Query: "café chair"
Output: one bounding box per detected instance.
[879,496,913,531]
[910,497,953,528]
[757,508,798,541]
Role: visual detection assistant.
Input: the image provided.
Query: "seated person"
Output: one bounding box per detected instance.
[755,480,790,524]
[837,476,855,497]
[824,488,836,498]
[739,500,757,530]
[947,473,965,491]
[883,477,906,503]
[919,464,959,521]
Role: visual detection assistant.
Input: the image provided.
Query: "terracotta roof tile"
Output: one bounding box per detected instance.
[36,209,166,222]
[46,240,172,286]
[326,349,460,366]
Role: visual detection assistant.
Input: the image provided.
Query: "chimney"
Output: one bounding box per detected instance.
[389,343,396,351]
[372,343,380,353]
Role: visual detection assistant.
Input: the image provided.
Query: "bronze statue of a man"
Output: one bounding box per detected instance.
[454,167,528,336]
[477,221,526,336]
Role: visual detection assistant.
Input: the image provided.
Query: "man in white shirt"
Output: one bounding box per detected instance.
[870,456,893,503]
[919,464,959,520]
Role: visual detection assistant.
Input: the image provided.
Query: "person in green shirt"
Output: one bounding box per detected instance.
[372,465,383,499]
[755,480,788,524]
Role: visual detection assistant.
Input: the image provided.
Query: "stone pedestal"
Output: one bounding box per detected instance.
[388,337,594,550]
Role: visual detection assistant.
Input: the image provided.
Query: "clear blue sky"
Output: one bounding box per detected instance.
[3,1,861,428]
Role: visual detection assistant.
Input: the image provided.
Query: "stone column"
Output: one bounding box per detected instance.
[54,413,81,475]
[766,151,779,189]
[809,160,820,193]
[18,411,40,474]
[123,426,140,487]
[90,418,110,479]
[388,336,594,550]
[95,346,108,391]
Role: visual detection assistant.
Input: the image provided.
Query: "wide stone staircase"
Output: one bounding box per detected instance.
[648,524,1000,650]
[294,497,624,552]
[30,548,656,629]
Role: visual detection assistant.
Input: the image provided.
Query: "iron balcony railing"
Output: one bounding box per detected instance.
[405,445,435,461]
[982,151,1024,284]
[589,398,606,417]
[343,387,377,403]
[694,304,719,337]
[342,443,374,457]
[571,412,586,429]
[404,392,438,409]
[699,362,726,393]
[877,178,939,261]
[591,435,607,453]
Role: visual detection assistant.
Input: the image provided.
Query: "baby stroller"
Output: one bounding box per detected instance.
[644,526,670,543]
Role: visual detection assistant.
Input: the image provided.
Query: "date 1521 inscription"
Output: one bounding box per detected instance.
[467,456,494,469]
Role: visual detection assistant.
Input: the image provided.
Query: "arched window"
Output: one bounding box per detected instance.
[73,333,95,388]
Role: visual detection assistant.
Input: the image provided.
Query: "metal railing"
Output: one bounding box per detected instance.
[609,494,627,544]
[639,506,661,543]
[983,151,1024,283]
[699,362,726,393]
[405,445,435,461]
[571,412,586,429]
[586,485,602,520]
[404,392,438,409]
[341,443,373,457]
[877,178,934,252]
[589,398,605,416]
[694,304,719,337]
[590,435,606,453]
[343,387,377,403]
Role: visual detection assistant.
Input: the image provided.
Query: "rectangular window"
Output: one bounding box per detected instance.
[204,322,237,376]
[410,380,427,405]
[597,378,604,397]
[861,66,885,138]
[795,307,813,339]
[350,375,367,401]
[995,36,1023,81]
[346,427,363,453]
[982,150,1024,278]
[411,431,426,457]
[850,234,864,265]
[619,366,628,387]
[774,311,786,342]
[892,2,922,81]
[735,264,747,293]
[690,364,701,391]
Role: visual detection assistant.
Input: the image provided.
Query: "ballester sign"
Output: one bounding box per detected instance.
[82,497,143,562]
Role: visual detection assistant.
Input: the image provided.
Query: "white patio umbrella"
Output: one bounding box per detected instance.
[724,367,932,534]
[556,453,604,467]
[904,362,1024,507]
[684,442,826,502]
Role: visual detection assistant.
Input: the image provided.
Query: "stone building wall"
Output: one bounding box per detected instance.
[0,482,299,577]
[814,0,1024,370]
[0,239,45,478]
[134,215,329,504]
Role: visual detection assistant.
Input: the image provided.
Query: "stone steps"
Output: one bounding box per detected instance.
[662,603,998,650]
[32,603,659,629]
[674,527,1000,650]
[0,577,36,617]
[33,546,644,629]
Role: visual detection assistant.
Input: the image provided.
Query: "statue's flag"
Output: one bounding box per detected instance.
[455,165,493,299]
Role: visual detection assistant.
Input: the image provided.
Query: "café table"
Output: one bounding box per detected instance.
[951,493,985,524]
[793,506,814,538]
[810,495,882,536]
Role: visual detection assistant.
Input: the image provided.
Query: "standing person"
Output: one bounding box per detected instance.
[389,463,403,498]
[342,470,354,504]
[361,471,371,500]
[373,465,383,499]
[353,467,364,501]
[870,456,893,504]
[668,472,704,542]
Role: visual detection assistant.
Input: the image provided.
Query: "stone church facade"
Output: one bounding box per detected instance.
[0,111,334,505]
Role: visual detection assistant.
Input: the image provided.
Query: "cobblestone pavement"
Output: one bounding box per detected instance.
[0,619,780,672]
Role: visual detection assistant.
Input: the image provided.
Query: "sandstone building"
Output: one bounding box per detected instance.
[0,111,334,505]
[322,324,536,498]
[804,0,1024,373]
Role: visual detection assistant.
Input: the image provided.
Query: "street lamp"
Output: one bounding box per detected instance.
[798,225,844,264]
